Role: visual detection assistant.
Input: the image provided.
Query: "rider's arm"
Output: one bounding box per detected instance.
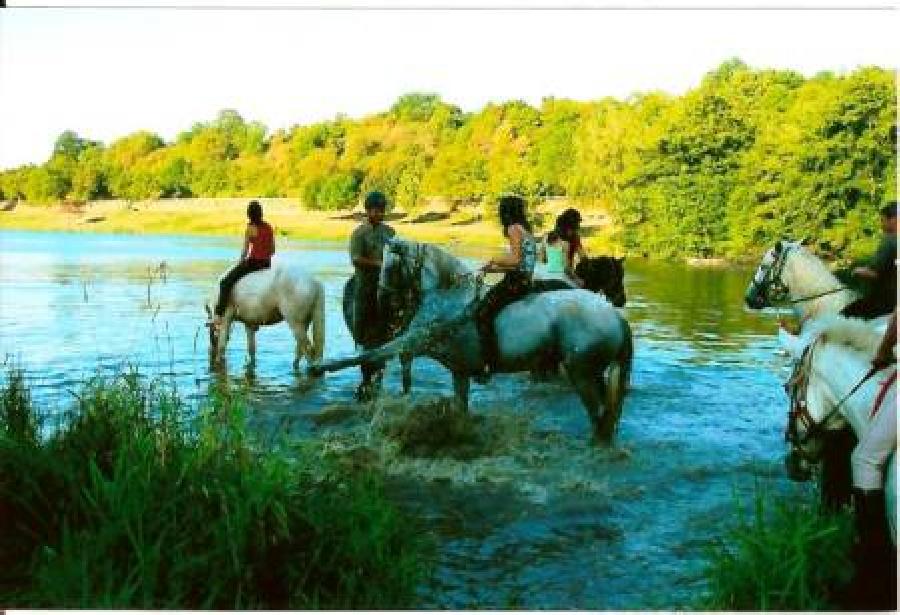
[483,225,523,272]
[240,225,253,261]
[350,229,381,270]
[575,234,588,261]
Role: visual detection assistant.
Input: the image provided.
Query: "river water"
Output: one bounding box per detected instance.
[0,229,810,609]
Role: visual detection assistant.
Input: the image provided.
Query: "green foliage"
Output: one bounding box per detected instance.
[699,487,854,610]
[0,64,895,258]
[0,367,430,609]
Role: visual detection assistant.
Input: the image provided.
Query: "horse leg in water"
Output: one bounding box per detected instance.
[357,361,384,402]
[245,324,257,367]
[566,358,609,443]
[287,317,312,372]
[452,371,470,413]
[215,314,235,367]
[400,352,413,395]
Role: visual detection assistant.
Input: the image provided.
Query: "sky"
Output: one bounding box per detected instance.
[0,2,896,170]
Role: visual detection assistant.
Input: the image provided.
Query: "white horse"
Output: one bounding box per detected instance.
[745,240,858,323]
[312,238,633,443]
[205,261,325,371]
[779,316,896,544]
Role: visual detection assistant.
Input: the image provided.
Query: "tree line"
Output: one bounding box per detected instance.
[1,60,895,258]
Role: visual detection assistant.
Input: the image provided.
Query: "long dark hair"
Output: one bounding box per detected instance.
[555,208,582,237]
[247,200,263,225]
[498,195,532,236]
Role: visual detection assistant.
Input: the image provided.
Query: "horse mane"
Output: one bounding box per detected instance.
[419,241,471,281]
[815,314,884,356]
[787,244,843,290]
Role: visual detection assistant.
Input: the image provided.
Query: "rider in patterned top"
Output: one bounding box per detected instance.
[214,200,275,331]
[474,195,537,380]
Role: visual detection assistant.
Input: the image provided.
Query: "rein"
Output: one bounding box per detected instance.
[788,286,849,305]
[786,340,882,450]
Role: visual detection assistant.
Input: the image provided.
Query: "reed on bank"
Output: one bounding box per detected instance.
[0,364,431,609]
[699,485,855,610]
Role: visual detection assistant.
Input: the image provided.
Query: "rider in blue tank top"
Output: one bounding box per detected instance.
[474,195,536,380]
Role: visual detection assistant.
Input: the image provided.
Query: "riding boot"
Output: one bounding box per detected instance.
[849,488,897,610]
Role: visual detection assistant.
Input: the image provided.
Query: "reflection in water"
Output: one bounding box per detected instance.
[0,230,803,609]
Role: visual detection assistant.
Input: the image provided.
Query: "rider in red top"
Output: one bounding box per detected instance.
[248,215,274,261]
[213,200,275,330]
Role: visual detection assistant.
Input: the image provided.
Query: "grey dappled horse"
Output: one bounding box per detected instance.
[205,262,325,371]
[342,253,628,400]
[315,238,633,443]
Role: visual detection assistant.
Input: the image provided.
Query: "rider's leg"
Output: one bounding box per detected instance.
[215,262,252,317]
[214,259,269,323]
[849,392,896,609]
[841,295,888,319]
[474,273,530,376]
[474,281,507,376]
[354,277,385,391]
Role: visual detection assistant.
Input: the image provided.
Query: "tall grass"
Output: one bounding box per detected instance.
[699,485,855,610]
[0,366,430,609]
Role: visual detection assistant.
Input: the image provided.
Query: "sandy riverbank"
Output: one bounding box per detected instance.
[0,198,621,253]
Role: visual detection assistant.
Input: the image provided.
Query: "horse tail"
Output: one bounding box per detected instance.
[619,318,633,390]
[311,280,326,361]
[603,317,633,433]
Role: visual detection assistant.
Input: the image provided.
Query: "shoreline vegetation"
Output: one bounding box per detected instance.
[1,62,893,262]
[0,365,430,609]
[0,196,624,256]
[1,362,860,610]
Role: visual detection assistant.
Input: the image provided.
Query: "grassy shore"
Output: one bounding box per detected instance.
[0,365,431,609]
[698,485,854,610]
[0,197,621,253]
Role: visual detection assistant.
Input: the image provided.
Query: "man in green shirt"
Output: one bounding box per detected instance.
[842,201,897,319]
[349,191,396,393]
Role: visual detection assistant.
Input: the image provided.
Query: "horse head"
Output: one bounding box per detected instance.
[576,256,626,307]
[745,240,799,310]
[378,238,433,337]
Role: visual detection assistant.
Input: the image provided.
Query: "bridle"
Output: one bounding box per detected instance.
[379,242,426,296]
[378,242,428,336]
[752,243,847,307]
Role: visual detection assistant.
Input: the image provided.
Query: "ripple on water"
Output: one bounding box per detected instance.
[1,234,808,609]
